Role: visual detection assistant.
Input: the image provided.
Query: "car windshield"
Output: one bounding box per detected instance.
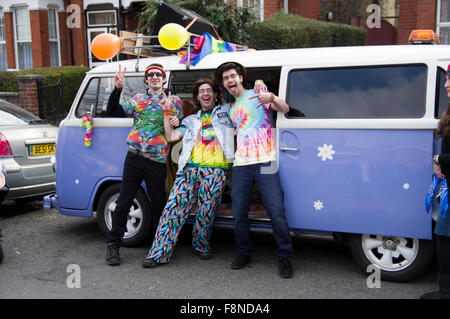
[0,101,45,126]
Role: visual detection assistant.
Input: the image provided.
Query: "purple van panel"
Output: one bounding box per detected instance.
[279,129,433,239]
[55,125,129,212]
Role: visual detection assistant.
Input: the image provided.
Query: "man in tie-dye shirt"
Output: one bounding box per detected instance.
[215,61,294,278]
[104,63,183,266]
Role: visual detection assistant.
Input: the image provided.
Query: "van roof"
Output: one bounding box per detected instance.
[89,45,450,74]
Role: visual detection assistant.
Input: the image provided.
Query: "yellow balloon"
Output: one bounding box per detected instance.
[158,23,189,50]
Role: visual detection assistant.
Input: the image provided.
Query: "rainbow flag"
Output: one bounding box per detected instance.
[179,32,237,66]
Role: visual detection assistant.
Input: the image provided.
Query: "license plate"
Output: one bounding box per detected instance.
[29,143,55,156]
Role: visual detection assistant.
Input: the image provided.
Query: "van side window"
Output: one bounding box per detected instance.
[436,67,448,119]
[75,76,146,118]
[76,78,98,118]
[170,70,217,116]
[286,64,427,119]
[170,67,281,106]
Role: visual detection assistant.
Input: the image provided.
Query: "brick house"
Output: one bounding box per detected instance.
[0,0,448,70]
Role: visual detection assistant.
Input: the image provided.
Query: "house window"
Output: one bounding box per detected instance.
[48,8,61,66]
[87,10,116,27]
[237,0,264,21]
[437,0,450,44]
[86,8,118,67]
[0,10,7,71]
[14,7,33,70]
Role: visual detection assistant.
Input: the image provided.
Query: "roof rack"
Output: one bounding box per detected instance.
[119,31,248,71]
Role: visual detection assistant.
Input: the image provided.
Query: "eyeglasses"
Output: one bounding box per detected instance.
[147,72,164,78]
[199,88,213,94]
[222,73,239,82]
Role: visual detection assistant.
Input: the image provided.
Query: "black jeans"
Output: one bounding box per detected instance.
[108,151,167,246]
[437,235,450,275]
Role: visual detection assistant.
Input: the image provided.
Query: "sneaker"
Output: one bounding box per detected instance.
[197,251,213,260]
[231,254,251,269]
[278,258,293,278]
[105,243,121,266]
[142,257,157,268]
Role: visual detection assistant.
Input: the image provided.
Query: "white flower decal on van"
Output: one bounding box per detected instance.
[317,144,335,161]
[313,200,324,211]
[403,183,410,190]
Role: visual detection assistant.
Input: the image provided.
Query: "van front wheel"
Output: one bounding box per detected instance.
[96,184,152,247]
[349,234,434,282]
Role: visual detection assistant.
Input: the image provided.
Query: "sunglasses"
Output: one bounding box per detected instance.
[222,73,239,82]
[147,72,164,78]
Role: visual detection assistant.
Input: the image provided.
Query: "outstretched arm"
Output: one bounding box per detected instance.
[249,92,290,114]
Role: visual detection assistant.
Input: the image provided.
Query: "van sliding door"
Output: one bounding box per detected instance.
[277,64,433,239]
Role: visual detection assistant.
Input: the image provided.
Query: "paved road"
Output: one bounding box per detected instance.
[0,200,439,302]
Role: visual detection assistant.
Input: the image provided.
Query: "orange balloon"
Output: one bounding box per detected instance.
[91,33,120,60]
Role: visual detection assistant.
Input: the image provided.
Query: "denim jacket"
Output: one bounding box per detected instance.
[176,104,234,175]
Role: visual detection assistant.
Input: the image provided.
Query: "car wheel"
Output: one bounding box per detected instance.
[349,234,434,282]
[96,184,152,247]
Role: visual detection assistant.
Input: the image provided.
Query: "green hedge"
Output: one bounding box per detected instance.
[0,66,90,114]
[247,12,366,49]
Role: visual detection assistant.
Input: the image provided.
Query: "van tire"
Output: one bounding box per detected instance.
[96,184,152,247]
[348,234,434,282]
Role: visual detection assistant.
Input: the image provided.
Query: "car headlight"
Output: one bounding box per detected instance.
[50,155,56,173]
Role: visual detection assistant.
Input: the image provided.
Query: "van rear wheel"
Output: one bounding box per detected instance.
[349,234,434,282]
[96,184,152,247]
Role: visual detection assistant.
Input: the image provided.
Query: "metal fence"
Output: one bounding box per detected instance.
[37,79,64,126]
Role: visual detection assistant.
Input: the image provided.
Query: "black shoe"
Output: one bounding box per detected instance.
[231,254,251,269]
[106,243,121,266]
[420,274,450,299]
[278,258,293,278]
[142,257,157,268]
[197,251,213,260]
[0,229,3,264]
[420,290,442,299]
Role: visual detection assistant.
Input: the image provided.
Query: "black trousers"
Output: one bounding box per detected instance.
[437,235,450,275]
[108,151,167,246]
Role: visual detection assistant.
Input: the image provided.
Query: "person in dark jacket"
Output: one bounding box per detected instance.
[104,63,183,266]
[421,65,450,299]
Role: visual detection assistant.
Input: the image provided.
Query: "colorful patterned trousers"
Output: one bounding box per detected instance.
[146,166,226,263]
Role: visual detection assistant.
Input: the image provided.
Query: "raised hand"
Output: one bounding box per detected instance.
[249,92,274,109]
[254,80,268,94]
[159,91,173,111]
[114,64,127,89]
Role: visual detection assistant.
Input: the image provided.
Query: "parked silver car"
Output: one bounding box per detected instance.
[0,99,57,201]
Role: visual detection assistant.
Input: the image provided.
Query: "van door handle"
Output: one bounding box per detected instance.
[280,146,299,152]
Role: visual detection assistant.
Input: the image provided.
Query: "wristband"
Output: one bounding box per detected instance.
[163,110,172,117]
[433,155,439,165]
